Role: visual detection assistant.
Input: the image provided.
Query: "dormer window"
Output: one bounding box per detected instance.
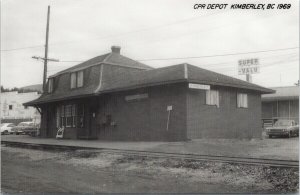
[48,78,54,93]
[71,70,84,89]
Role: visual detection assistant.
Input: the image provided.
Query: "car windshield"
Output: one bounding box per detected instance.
[274,120,292,126]
[19,122,34,126]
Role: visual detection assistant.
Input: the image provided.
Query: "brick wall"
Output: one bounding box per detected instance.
[187,86,262,139]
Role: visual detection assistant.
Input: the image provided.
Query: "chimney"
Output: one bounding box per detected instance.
[111,46,121,54]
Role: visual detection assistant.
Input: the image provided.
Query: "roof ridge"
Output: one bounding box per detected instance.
[103,52,112,63]
[111,53,153,69]
[184,63,188,79]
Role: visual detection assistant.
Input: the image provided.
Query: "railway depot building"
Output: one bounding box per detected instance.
[25,46,273,141]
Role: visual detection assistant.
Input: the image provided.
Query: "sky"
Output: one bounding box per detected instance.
[1,0,299,88]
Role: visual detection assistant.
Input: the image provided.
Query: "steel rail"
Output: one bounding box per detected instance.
[1,141,298,168]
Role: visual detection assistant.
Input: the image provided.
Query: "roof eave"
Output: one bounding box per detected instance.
[23,93,97,106]
[187,79,275,94]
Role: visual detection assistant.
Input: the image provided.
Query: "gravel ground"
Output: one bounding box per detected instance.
[1,146,299,194]
[2,134,298,160]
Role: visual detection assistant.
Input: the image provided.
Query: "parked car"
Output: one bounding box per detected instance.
[11,122,39,135]
[266,119,299,138]
[1,123,16,135]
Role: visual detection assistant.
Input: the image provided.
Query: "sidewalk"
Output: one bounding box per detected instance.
[1,135,299,161]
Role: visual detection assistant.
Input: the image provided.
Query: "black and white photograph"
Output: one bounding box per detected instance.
[0,0,299,194]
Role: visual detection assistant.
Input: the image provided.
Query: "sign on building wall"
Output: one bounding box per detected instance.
[238,58,260,75]
[125,93,149,101]
[188,83,210,90]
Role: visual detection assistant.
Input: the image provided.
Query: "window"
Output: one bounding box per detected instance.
[71,73,77,89]
[9,105,13,110]
[61,105,65,127]
[48,78,54,93]
[77,104,84,128]
[237,93,248,108]
[56,107,60,128]
[65,105,73,127]
[77,71,84,87]
[70,71,84,89]
[206,90,219,107]
[57,104,84,128]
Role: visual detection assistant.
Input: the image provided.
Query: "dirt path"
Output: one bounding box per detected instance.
[1,146,298,193]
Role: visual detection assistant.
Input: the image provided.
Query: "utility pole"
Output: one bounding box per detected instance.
[32,6,59,93]
[43,5,50,93]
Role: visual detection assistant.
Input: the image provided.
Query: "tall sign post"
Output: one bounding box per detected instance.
[238,58,260,83]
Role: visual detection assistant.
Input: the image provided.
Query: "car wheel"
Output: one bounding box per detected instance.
[4,130,8,135]
[269,135,272,138]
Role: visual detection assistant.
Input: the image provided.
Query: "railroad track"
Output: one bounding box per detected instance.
[1,141,299,168]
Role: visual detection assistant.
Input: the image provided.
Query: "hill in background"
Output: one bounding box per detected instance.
[20,84,43,93]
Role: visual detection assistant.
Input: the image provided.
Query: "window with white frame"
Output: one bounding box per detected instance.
[206,90,219,107]
[237,93,248,108]
[56,107,60,128]
[70,70,84,89]
[57,104,84,128]
[77,104,84,128]
[71,73,77,89]
[61,105,65,127]
[65,105,73,127]
[77,71,84,87]
[48,78,54,93]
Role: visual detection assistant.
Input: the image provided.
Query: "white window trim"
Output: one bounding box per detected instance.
[237,93,248,108]
[71,72,77,89]
[70,71,84,89]
[77,71,84,88]
[205,90,219,108]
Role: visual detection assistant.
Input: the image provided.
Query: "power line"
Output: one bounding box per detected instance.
[47,56,299,74]
[1,45,44,52]
[51,47,299,64]
[138,47,299,61]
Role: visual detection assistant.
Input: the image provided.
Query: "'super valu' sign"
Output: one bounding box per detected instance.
[238,58,260,75]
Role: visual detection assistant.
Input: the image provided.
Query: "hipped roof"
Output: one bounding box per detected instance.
[25,53,274,106]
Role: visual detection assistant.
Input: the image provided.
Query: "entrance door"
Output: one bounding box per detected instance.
[46,106,54,138]
[88,106,98,139]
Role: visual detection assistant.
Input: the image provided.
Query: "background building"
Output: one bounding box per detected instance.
[262,86,299,127]
[1,91,41,124]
